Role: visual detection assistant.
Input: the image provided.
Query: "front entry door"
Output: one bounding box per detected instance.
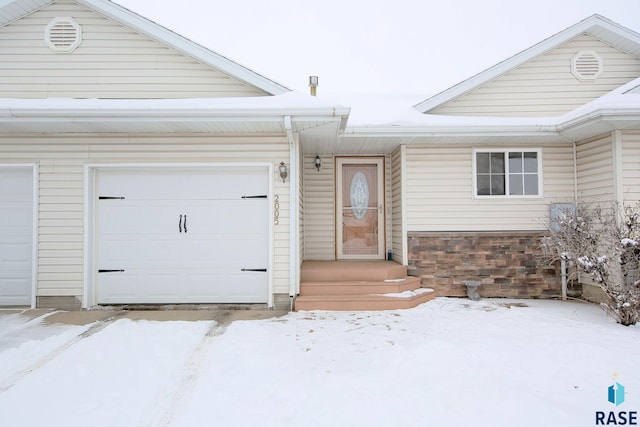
[336,158,385,260]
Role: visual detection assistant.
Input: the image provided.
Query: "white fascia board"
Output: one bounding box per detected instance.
[414,15,640,113]
[0,109,346,123]
[341,125,560,139]
[76,0,289,95]
[558,109,640,138]
[0,105,351,134]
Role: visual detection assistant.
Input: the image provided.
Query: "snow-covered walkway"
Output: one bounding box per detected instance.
[0,298,638,427]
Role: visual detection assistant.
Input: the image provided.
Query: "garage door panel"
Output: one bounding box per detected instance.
[99,239,179,269]
[0,279,31,305]
[96,168,269,305]
[99,169,268,201]
[98,272,181,303]
[99,201,184,236]
[99,271,267,304]
[0,167,33,306]
[190,236,268,268]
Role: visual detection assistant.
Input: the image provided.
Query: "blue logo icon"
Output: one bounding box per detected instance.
[608,380,625,406]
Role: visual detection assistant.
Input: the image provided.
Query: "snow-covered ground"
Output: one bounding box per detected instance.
[0,298,638,427]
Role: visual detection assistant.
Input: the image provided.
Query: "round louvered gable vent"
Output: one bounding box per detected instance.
[571,51,603,81]
[45,17,82,53]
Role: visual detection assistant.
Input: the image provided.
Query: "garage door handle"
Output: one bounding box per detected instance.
[183,215,187,233]
[179,214,183,233]
[241,268,267,272]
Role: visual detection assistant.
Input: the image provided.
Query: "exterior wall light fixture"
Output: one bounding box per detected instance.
[314,155,322,171]
[279,161,288,183]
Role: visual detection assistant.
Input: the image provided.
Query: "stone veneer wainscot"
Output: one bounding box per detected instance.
[407,231,560,298]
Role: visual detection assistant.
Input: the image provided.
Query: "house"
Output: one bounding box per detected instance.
[339,13,640,304]
[0,1,638,310]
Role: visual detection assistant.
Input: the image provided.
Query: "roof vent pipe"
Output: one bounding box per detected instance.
[309,76,318,96]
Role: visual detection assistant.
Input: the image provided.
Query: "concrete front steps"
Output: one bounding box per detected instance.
[295,260,435,311]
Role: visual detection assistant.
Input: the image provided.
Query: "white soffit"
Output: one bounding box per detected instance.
[0,0,52,26]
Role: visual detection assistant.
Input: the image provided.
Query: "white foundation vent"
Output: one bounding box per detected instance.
[45,17,82,53]
[571,51,603,81]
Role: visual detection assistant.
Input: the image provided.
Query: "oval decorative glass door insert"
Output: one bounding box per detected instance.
[350,171,369,219]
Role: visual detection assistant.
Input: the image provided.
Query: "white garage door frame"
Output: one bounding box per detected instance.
[83,163,274,308]
[0,163,38,308]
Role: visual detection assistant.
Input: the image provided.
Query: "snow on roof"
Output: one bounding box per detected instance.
[0,91,348,115]
[319,80,640,132]
[0,77,639,136]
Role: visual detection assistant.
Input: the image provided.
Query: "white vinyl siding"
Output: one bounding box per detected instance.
[0,0,267,98]
[621,131,640,204]
[391,146,406,264]
[576,134,615,205]
[302,155,335,260]
[431,34,640,117]
[405,144,575,231]
[0,134,290,299]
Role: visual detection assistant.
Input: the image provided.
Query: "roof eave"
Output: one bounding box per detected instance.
[0,103,351,134]
[342,125,560,139]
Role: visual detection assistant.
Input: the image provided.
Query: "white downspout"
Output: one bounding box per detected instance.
[562,141,579,300]
[284,116,299,310]
[612,130,624,208]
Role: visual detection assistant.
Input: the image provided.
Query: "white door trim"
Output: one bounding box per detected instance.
[83,163,274,308]
[336,157,385,260]
[0,163,38,308]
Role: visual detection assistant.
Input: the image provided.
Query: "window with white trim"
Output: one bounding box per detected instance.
[474,149,541,197]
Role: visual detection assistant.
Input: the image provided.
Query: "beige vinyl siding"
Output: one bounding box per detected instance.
[384,155,392,258]
[405,144,575,232]
[391,146,406,264]
[302,155,335,260]
[297,142,304,291]
[0,134,290,298]
[0,0,266,98]
[622,130,640,204]
[576,134,615,204]
[431,34,640,117]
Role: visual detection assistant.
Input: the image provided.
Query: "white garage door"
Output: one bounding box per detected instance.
[0,167,33,306]
[96,168,269,304]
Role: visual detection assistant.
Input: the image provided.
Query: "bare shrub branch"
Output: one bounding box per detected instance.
[541,203,640,326]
